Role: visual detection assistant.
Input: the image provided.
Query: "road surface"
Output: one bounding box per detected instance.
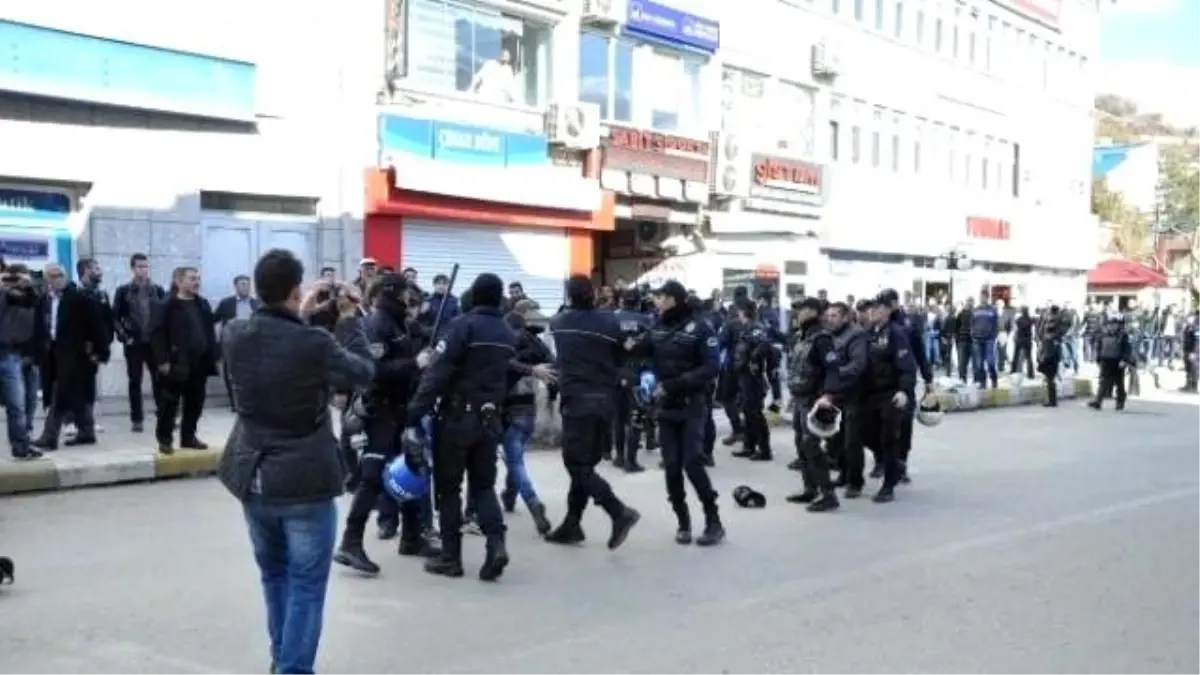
[1,399,1197,674]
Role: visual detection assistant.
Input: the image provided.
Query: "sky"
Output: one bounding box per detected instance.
[1099,0,1200,125]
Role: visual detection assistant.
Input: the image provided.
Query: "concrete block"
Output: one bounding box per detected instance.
[0,460,59,495]
[150,221,202,258]
[52,450,157,489]
[155,448,222,478]
[1075,378,1093,398]
[91,217,153,256]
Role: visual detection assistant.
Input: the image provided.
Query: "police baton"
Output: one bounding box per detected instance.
[428,263,460,340]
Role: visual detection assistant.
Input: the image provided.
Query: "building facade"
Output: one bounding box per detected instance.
[716,0,1102,307]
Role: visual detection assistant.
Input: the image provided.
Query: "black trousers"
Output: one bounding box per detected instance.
[344,415,421,546]
[433,411,504,559]
[613,387,654,465]
[658,408,718,531]
[862,396,903,490]
[717,370,742,435]
[561,411,625,522]
[738,373,769,452]
[836,403,865,488]
[1096,359,1127,407]
[1010,341,1034,377]
[956,340,972,381]
[792,402,833,493]
[124,343,160,424]
[155,370,207,444]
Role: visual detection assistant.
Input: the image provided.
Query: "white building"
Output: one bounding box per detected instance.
[714,0,1102,307]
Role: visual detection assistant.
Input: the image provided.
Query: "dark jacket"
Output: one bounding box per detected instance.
[78,281,115,354]
[217,308,375,504]
[954,308,973,341]
[150,294,220,380]
[113,280,167,345]
[549,306,624,406]
[632,305,719,416]
[407,307,517,425]
[505,314,553,413]
[35,283,109,405]
[213,294,262,327]
[0,283,39,353]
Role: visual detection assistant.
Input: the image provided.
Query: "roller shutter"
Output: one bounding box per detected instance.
[401,221,568,312]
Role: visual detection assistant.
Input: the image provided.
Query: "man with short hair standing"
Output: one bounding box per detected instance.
[113,253,166,432]
[150,267,218,454]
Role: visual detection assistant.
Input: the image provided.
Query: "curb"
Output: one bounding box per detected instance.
[0,447,223,497]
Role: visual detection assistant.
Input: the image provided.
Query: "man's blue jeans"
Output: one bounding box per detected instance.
[0,352,29,448]
[500,412,539,506]
[924,331,941,365]
[242,496,337,675]
[971,339,998,387]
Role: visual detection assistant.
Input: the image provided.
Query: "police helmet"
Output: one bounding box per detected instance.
[916,392,944,427]
[383,454,429,502]
[732,485,767,508]
[635,370,658,407]
[805,404,842,439]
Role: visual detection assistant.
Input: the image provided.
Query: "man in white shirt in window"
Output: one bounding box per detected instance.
[470,48,517,104]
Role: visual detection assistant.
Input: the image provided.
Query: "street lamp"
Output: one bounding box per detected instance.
[934,249,973,305]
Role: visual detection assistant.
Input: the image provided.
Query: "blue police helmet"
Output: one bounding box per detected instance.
[383,455,429,502]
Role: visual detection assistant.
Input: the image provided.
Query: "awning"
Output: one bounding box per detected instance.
[1086,259,1168,288]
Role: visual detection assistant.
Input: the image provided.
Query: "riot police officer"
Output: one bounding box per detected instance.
[860,299,917,503]
[785,297,839,512]
[334,274,433,575]
[1088,314,1133,411]
[545,276,641,549]
[407,273,517,581]
[876,289,933,482]
[814,302,870,498]
[730,300,778,462]
[613,289,653,473]
[1037,305,1065,407]
[716,294,747,446]
[629,280,724,546]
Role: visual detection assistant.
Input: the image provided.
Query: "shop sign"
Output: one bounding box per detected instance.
[966,216,1011,241]
[378,114,549,168]
[990,0,1059,30]
[602,126,710,183]
[636,257,687,288]
[624,0,720,54]
[748,153,823,205]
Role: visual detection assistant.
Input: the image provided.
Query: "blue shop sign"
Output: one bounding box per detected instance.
[0,188,76,268]
[378,115,548,168]
[0,20,256,121]
[624,0,720,54]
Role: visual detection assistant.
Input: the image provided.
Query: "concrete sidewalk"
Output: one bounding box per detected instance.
[0,377,1095,497]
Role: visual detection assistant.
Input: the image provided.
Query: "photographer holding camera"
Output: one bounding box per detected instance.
[0,259,42,459]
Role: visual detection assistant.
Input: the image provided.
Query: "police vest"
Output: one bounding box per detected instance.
[1098,327,1124,360]
[867,327,898,391]
[734,324,765,370]
[788,328,819,394]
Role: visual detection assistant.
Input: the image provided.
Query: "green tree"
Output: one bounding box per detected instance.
[1158,145,1199,232]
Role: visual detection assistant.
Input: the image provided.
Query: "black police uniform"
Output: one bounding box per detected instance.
[821,320,870,495]
[1037,309,1064,406]
[633,283,724,546]
[887,304,932,477]
[545,302,640,548]
[407,274,517,580]
[862,319,917,502]
[613,302,653,472]
[1089,318,1132,410]
[334,301,432,575]
[731,320,779,461]
[785,313,840,512]
[716,314,746,444]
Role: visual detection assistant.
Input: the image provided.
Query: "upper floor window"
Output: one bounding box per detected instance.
[580,32,634,122]
[832,0,841,15]
[915,10,925,44]
[405,0,551,107]
[855,0,865,22]
[934,18,944,52]
[720,66,768,131]
[894,2,904,37]
[777,81,817,157]
[647,49,704,131]
[875,0,885,30]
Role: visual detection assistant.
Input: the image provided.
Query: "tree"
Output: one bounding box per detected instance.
[1094,178,1155,260]
[1158,145,1199,233]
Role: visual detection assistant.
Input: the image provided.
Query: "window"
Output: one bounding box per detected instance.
[998,140,1010,194]
[875,0,885,29]
[1011,141,1021,197]
[406,0,551,106]
[870,109,882,168]
[914,136,922,173]
[777,81,817,157]
[580,35,701,131]
[891,133,900,172]
[985,17,995,70]
[894,2,904,37]
[968,28,976,63]
[832,0,840,14]
[981,156,989,189]
[915,10,925,44]
[830,120,841,160]
[851,125,862,163]
[951,11,960,58]
[982,137,993,189]
[855,0,865,22]
[934,18,943,51]
[964,152,972,185]
[721,66,767,131]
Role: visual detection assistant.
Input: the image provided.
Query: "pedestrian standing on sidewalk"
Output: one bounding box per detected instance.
[0,260,40,460]
[112,253,167,433]
[218,249,374,675]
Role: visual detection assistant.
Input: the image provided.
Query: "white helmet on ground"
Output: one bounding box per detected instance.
[916,392,944,427]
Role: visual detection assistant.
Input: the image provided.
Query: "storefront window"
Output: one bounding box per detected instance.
[579,34,702,132]
[777,81,816,157]
[405,0,551,107]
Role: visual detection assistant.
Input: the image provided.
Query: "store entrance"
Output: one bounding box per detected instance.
[923,281,950,306]
[989,285,1012,304]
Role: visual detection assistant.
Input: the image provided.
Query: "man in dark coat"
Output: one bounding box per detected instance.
[32,263,109,450]
[150,267,219,454]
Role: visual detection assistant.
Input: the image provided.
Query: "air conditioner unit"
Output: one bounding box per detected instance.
[811,42,842,79]
[582,0,626,26]
[709,131,750,199]
[544,101,602,150]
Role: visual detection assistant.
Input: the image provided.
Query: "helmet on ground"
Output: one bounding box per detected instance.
[805,404,842,439]
[916,393,944,427]
[636,370,657,406]
[383,454,429,502]
[733,485,767,508]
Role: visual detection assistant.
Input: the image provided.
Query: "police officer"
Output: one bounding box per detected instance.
[1037,305,1065,407]
[407,273,516,581]
[544,276,641,549]
[1088,314,1133,411]
[860,299,917,503]
[784,297,839,512]
[814,302,870,498]
[334,274,434,575]
[613,289,653,473]
[877,289,933,482]
[629,280,724,546]
[730,300,778,462]
[693,296,719,466]
[756,292,786,414]
[716,293,748,447]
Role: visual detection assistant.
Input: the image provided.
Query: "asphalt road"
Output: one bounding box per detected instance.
[1,399,1197,674]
